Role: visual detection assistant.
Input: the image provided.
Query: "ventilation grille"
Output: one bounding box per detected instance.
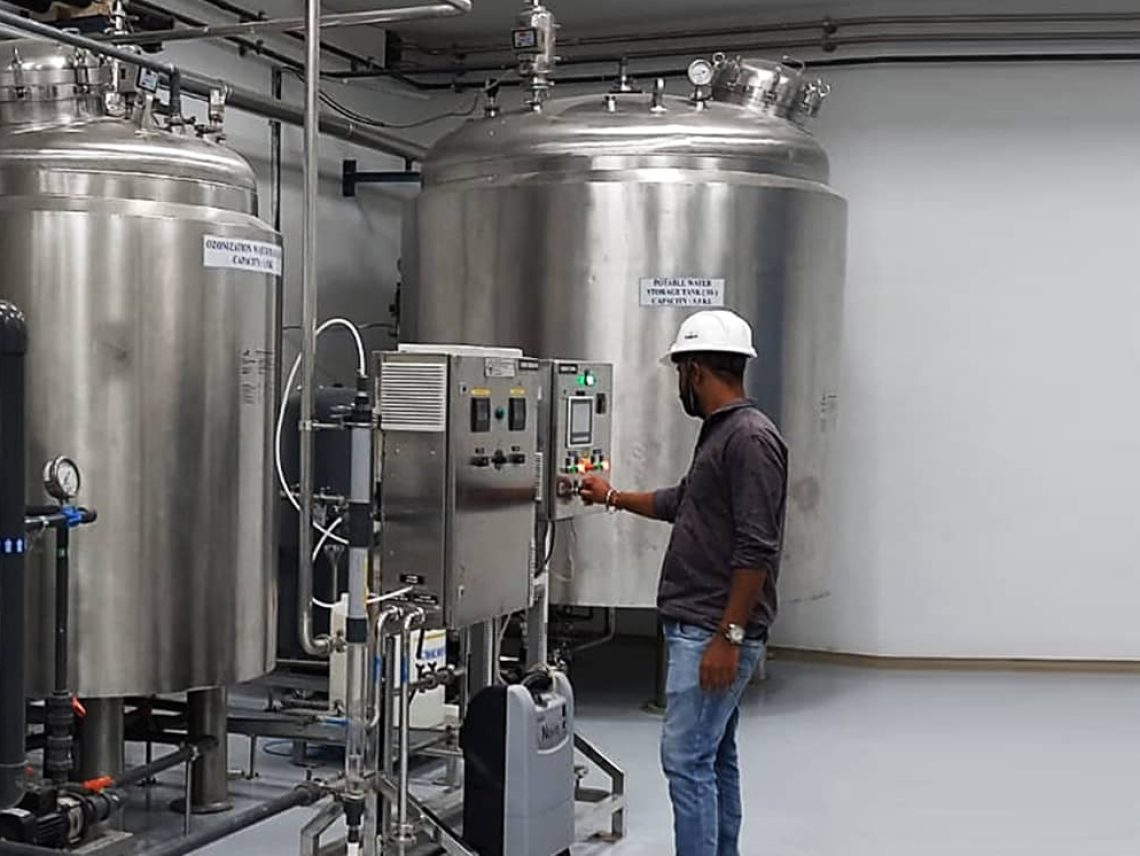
[380,362,447,432]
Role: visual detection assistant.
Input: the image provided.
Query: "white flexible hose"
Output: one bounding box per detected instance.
[275,318,368,546]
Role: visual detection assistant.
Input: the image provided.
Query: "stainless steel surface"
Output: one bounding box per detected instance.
[109,0,472,44]
[376,349,540,628]
[185,688,232,813]
[1,44,280,696]
[77,697,124,781]
[297,0,328,659]
[404,63,847,608]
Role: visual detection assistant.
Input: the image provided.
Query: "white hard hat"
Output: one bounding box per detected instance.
[662,309,758,364]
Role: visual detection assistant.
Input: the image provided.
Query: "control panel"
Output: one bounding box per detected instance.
[539,360,614,521]
[376,346,540,629]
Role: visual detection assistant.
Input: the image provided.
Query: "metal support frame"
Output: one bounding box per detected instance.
[574,733,626,842]
[342,160,422,196]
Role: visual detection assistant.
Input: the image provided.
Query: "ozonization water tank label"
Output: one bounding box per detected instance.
[203,236,283,276]
[639,277,725,308]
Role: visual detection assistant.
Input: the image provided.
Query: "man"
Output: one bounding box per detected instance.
[579,308,788,856]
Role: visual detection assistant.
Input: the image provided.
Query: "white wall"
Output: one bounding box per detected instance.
[774,61,1140,659]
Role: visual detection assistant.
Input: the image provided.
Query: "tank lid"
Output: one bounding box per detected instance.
[0,40,110,105]
[710,55,829,121]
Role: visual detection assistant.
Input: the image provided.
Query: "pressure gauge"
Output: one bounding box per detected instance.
[687,59,715,88]
[43,456,81,503]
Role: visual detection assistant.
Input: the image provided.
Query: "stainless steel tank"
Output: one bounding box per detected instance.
[405,57,846,610]
[0,42,280,696]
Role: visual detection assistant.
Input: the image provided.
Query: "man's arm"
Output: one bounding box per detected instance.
[578,475,684,521]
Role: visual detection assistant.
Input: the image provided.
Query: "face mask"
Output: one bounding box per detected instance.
[678,363,702,418]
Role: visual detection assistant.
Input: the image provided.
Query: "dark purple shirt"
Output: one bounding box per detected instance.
[653,400,788,639]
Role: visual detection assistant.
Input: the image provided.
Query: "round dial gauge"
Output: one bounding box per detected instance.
[687,59,715,88]
[43,456,81,503]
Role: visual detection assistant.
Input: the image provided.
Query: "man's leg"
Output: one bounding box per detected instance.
[715,708,742,856]
[660,623,747,856]
[715,641,765,856]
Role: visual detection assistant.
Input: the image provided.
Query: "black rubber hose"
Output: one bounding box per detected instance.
[0,301,28,811]
[140,783,325,856]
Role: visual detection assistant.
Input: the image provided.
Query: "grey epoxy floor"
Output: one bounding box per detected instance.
[122,642,1140,855]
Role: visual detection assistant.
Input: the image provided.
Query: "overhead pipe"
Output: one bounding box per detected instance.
[178,71,428,161]
[110,0,472,45]
[0,302,27,812]
[408,9,1140,57]
[0,3,424,160]
[0,6,183,116]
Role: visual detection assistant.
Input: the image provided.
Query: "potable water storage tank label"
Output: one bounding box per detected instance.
[203,235,283,276]
[639,277,725,307]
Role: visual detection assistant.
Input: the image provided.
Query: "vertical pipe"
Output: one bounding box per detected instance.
[179,688,232,814]
[379,632,396,843]
[78,698,124,781]
[393,613,420,844]
[45,526,74,784]
[0,301,27,810]
[270,67,283,235]
[297,0,328,658]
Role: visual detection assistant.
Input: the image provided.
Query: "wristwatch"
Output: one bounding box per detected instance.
[722,623,746,646]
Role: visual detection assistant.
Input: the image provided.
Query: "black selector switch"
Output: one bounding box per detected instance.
[492,449,507,469]
[508,397,527,431]
[471,397,491,432]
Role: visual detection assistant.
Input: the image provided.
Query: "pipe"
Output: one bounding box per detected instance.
[110,0,471,44]
[270,67,283,233]
[113,739,214,790]
[179,72,428,162]
[0,7,182,116]
[296,0,327,659]
[140,783,325,856]
[45,524,73,784]
[414,10,1140,57]
[394,609,425,844]
[0,302,27,811]
[0,2,425,160]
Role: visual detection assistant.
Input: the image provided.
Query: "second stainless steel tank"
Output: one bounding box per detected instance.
[405,57,847,609]
[0,42,280,696]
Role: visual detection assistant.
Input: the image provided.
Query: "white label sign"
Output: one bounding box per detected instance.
[203,236,282,276]
[639,277,725,308]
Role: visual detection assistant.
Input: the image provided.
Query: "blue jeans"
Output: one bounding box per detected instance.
[661,621,765,856]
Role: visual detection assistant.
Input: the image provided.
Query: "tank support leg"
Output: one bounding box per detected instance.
[77,697,124,782]
[172,687,232,814]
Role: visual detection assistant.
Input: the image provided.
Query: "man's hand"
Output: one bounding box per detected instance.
[578,475,612,506]
[700,636,740,693]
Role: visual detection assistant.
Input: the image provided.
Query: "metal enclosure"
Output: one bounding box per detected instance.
[404,57,847,608]
[376,346,540,628]
[0,43,280,696]
[537,360,613,521]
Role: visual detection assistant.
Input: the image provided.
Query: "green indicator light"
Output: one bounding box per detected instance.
[577,374,585,386]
